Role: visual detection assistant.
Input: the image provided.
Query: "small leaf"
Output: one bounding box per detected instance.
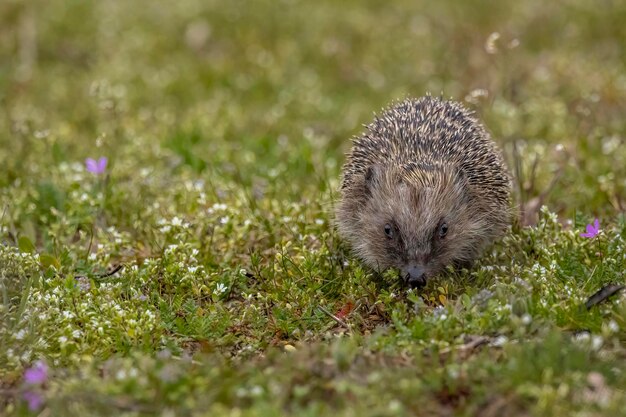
[335,301,355,320]
[64,275,76,290]
[460,294,472,308]
[40,253,61,270]
[18,236,36,254]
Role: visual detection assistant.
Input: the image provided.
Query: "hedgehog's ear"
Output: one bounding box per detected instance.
[363,165,380,194]
[364,165,375,184]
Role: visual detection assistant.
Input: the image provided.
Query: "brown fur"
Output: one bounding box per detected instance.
[336,96,511,284]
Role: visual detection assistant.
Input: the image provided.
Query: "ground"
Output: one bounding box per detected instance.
[1,0,626,415]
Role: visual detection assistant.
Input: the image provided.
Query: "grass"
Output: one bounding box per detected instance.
[1,0,626,415]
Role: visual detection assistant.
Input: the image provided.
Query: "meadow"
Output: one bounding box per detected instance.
[1,0,626,415]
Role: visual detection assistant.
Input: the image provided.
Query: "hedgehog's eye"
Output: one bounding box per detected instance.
[438,222,448,238]
[384,223,394,239]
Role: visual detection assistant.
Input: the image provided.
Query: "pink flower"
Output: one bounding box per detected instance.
[22,390,44,411]
[85,157,108,175]
[23,361,48,385]
[580,218,600,238]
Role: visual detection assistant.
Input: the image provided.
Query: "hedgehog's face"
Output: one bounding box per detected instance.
[338,164,490,288]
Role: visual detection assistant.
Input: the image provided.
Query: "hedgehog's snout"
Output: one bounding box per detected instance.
[404,265,427,288]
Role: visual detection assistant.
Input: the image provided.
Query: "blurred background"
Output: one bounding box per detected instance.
[1,0,626,217]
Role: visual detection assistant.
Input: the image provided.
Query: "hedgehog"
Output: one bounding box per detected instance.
[336,96,511,288]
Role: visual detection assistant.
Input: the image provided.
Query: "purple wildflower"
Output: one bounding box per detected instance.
[22,390,44,411]
[580,218,600,238]
[85,157,108,175]
[75,276,91,292]
[23,361,48,385]
[157,348,172,360]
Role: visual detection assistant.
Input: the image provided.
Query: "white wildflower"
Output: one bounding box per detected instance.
[465,88,489,104]
[208,203,227,214]
[485,32,500,54]
[193,180,205,191]
[214,283,228,295]
[491,335,508,347]
[250,386,263,397]
[592,335,603,351]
